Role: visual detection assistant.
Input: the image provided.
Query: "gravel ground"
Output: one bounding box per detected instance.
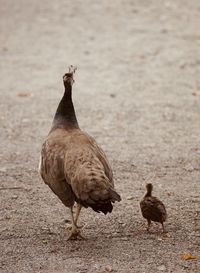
[0,0,200,272]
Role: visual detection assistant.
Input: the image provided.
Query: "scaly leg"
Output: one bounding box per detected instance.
[67,207,84,240]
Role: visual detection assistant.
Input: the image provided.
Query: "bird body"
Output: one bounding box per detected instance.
[140,183,167,232]
[40,128,118,212]
[39,66,121,239]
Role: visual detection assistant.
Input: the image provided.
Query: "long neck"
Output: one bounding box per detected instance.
[52,84,79,130]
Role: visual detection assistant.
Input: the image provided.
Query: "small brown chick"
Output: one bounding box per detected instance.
[140,183,167,232]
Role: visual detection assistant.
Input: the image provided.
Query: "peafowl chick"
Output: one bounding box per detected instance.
[140,183,167,233]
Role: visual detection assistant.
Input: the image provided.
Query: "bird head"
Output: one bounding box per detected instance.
[146,183,153,193]
[63,65,77,88]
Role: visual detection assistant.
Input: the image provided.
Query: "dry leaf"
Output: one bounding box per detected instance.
[42,239,48,244]
[105,265,113,272]
[181,253,197,260]
[17,92,33,97]
[192,92,200,96]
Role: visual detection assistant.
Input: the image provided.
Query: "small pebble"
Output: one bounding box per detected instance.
[42,240,48,244]
[121,237,129,241]
[157,265,166,271]
[105,265,113,272]
[12,195,18,199]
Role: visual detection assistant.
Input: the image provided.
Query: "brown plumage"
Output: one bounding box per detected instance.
[39,66,121,239]
[140,183,167,232]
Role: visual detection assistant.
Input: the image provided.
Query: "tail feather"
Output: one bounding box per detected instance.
[109,188,121,202]
[71,162,121,214]
[75,188,121,214]
[90,202,113,214]
[90,188,121,214]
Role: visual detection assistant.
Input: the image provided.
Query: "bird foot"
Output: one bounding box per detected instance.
[67,226,85,240]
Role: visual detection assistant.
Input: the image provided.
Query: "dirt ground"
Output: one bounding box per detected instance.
[0,0,200,272]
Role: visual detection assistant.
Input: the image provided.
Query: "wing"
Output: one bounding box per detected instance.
[39,133,75,207]
[62,132,120,214]
[83,132,114,183]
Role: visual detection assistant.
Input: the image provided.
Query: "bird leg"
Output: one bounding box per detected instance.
[147,219,151,232]
[67,207,84,240]
[161,222,166,233]
[74,203,82,228]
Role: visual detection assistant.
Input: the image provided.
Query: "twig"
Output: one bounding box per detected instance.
[0,187,28,191]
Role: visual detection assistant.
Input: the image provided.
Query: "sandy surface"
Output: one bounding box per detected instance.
[0,0,200,272]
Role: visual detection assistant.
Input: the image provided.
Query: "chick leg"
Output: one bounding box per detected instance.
[147,219,151,232]
[74,204,82,227]
[67,207,84,240]
[161,222,166,233]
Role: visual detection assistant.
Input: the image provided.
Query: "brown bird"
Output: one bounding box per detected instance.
[140,183,167,232]
[39,66,121,239]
